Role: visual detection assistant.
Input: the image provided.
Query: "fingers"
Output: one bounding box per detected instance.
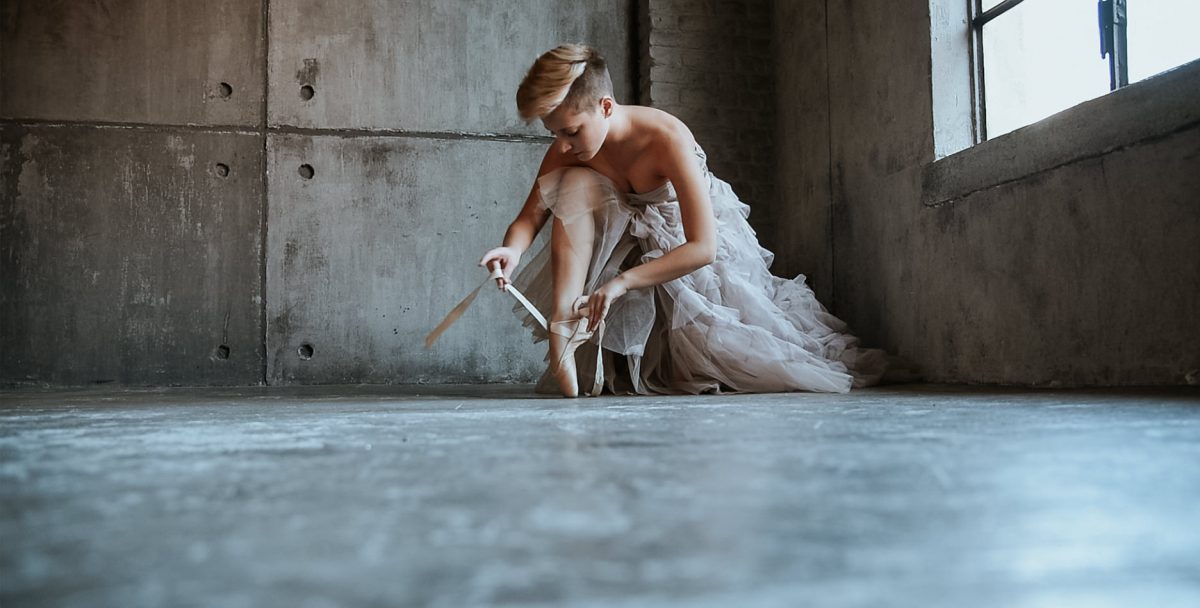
[479,247,505,267]
[588,295,609,332]
[489,261,507,290]
[484,250,524,290]
[589,307,606,332]
[572,296,589,318]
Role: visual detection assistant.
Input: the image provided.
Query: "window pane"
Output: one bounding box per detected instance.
[982,0,1012,11]
[1128,1,1200,82]
[983,0,1109,138]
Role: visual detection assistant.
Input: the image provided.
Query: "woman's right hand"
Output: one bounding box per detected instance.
[479,246,522,290]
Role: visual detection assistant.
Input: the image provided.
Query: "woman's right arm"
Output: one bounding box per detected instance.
[478,146,568,289]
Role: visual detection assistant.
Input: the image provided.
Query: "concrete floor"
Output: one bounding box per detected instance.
[1,385,1199,607]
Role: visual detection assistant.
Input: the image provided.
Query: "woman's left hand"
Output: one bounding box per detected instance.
[586,276,629,332]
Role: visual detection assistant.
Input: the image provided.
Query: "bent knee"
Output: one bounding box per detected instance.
[558,166,604,182]
[550,167,614,218]
[555,167,610,197]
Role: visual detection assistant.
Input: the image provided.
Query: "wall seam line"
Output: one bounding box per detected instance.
[824,0,836,313]
[260,0,271,386]
[0,118,553,143]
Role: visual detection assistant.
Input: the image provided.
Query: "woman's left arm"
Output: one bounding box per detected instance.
[584,137,717,331]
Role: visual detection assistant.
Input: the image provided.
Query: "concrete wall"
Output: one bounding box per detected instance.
[641,0,777,256]
[11,0,1191,388]
[0,2,265,126]
[1,0,636,387]
[268,1,636,134]
[775,1,1200,386]
[265,134,548,384]
[774,0,832,301]
[0,126,265,386]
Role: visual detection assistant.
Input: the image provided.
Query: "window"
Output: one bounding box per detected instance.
[972,0,1200,139]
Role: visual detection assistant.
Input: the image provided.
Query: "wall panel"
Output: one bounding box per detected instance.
[266,134,548,384]
[0,126,264,385]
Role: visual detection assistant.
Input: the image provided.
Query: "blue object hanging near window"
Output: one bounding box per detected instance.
[1099,0,1130,90]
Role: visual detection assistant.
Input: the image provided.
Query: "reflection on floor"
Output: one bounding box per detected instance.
[3,384,1199,607]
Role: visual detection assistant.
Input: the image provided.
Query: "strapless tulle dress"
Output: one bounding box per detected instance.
[509,144,887,394]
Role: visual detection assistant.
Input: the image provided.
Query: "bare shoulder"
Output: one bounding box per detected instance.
[626,106,698,175]
[628,106,696,149]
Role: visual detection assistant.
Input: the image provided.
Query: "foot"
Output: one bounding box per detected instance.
[548,317,593,398]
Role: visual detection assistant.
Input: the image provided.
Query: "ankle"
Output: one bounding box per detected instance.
[551,307,583,323]
[552,295,588,322]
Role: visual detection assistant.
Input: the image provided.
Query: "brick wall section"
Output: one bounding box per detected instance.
[639,0,777,247]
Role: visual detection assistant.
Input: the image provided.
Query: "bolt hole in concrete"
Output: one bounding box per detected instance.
[298,164,315,179]
[216,345,230,359]
[298,343,314,360]
[300,85,315,100]
[218,82,233,98]
[214,163,230,178]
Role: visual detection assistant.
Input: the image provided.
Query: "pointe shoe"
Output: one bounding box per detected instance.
[548,317,604,398]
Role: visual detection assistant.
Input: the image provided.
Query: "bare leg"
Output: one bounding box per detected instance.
[548,176,596,397]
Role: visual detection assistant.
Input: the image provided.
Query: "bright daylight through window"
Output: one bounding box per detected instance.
[976,0,1200,139]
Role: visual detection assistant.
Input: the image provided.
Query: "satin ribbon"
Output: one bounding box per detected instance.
[425,262,604,396]
[425,263,547,348]
[552,317,605,397]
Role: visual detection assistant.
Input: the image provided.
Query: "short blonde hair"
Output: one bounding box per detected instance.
[516,44,613,122]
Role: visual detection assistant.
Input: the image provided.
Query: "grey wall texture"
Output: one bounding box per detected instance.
[1,0,638,387]
[0,126,265,385]
[265,134,550,385]
[774,1,1200,386]
[6,0,1194,388]
[0,2,265,126]
[774,0,832,301]
[640,0,778,256]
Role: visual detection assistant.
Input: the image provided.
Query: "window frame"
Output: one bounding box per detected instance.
[968,0,1130,143]
[923,55,1200,207]
[927,0,1200,207]
[969,0,1028,143]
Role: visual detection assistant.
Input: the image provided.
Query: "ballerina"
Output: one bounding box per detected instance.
[479,44,887,397]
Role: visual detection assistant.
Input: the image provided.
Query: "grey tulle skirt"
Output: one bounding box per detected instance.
[510,145,887,395]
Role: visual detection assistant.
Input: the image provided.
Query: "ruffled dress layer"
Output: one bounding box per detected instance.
[509,144,887,395]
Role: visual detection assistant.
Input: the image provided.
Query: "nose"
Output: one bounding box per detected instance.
[557,138,571,154]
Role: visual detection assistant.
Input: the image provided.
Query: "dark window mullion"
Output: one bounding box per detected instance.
[973,0,1029,29]
[969,0,988,143]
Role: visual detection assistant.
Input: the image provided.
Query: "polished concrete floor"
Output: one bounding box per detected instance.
[2,384,1199,607]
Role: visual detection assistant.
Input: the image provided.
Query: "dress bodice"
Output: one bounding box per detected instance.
[627,180,676,204]
[624,143,709,205]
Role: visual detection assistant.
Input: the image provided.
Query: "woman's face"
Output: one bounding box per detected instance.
[542,99,610,162]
